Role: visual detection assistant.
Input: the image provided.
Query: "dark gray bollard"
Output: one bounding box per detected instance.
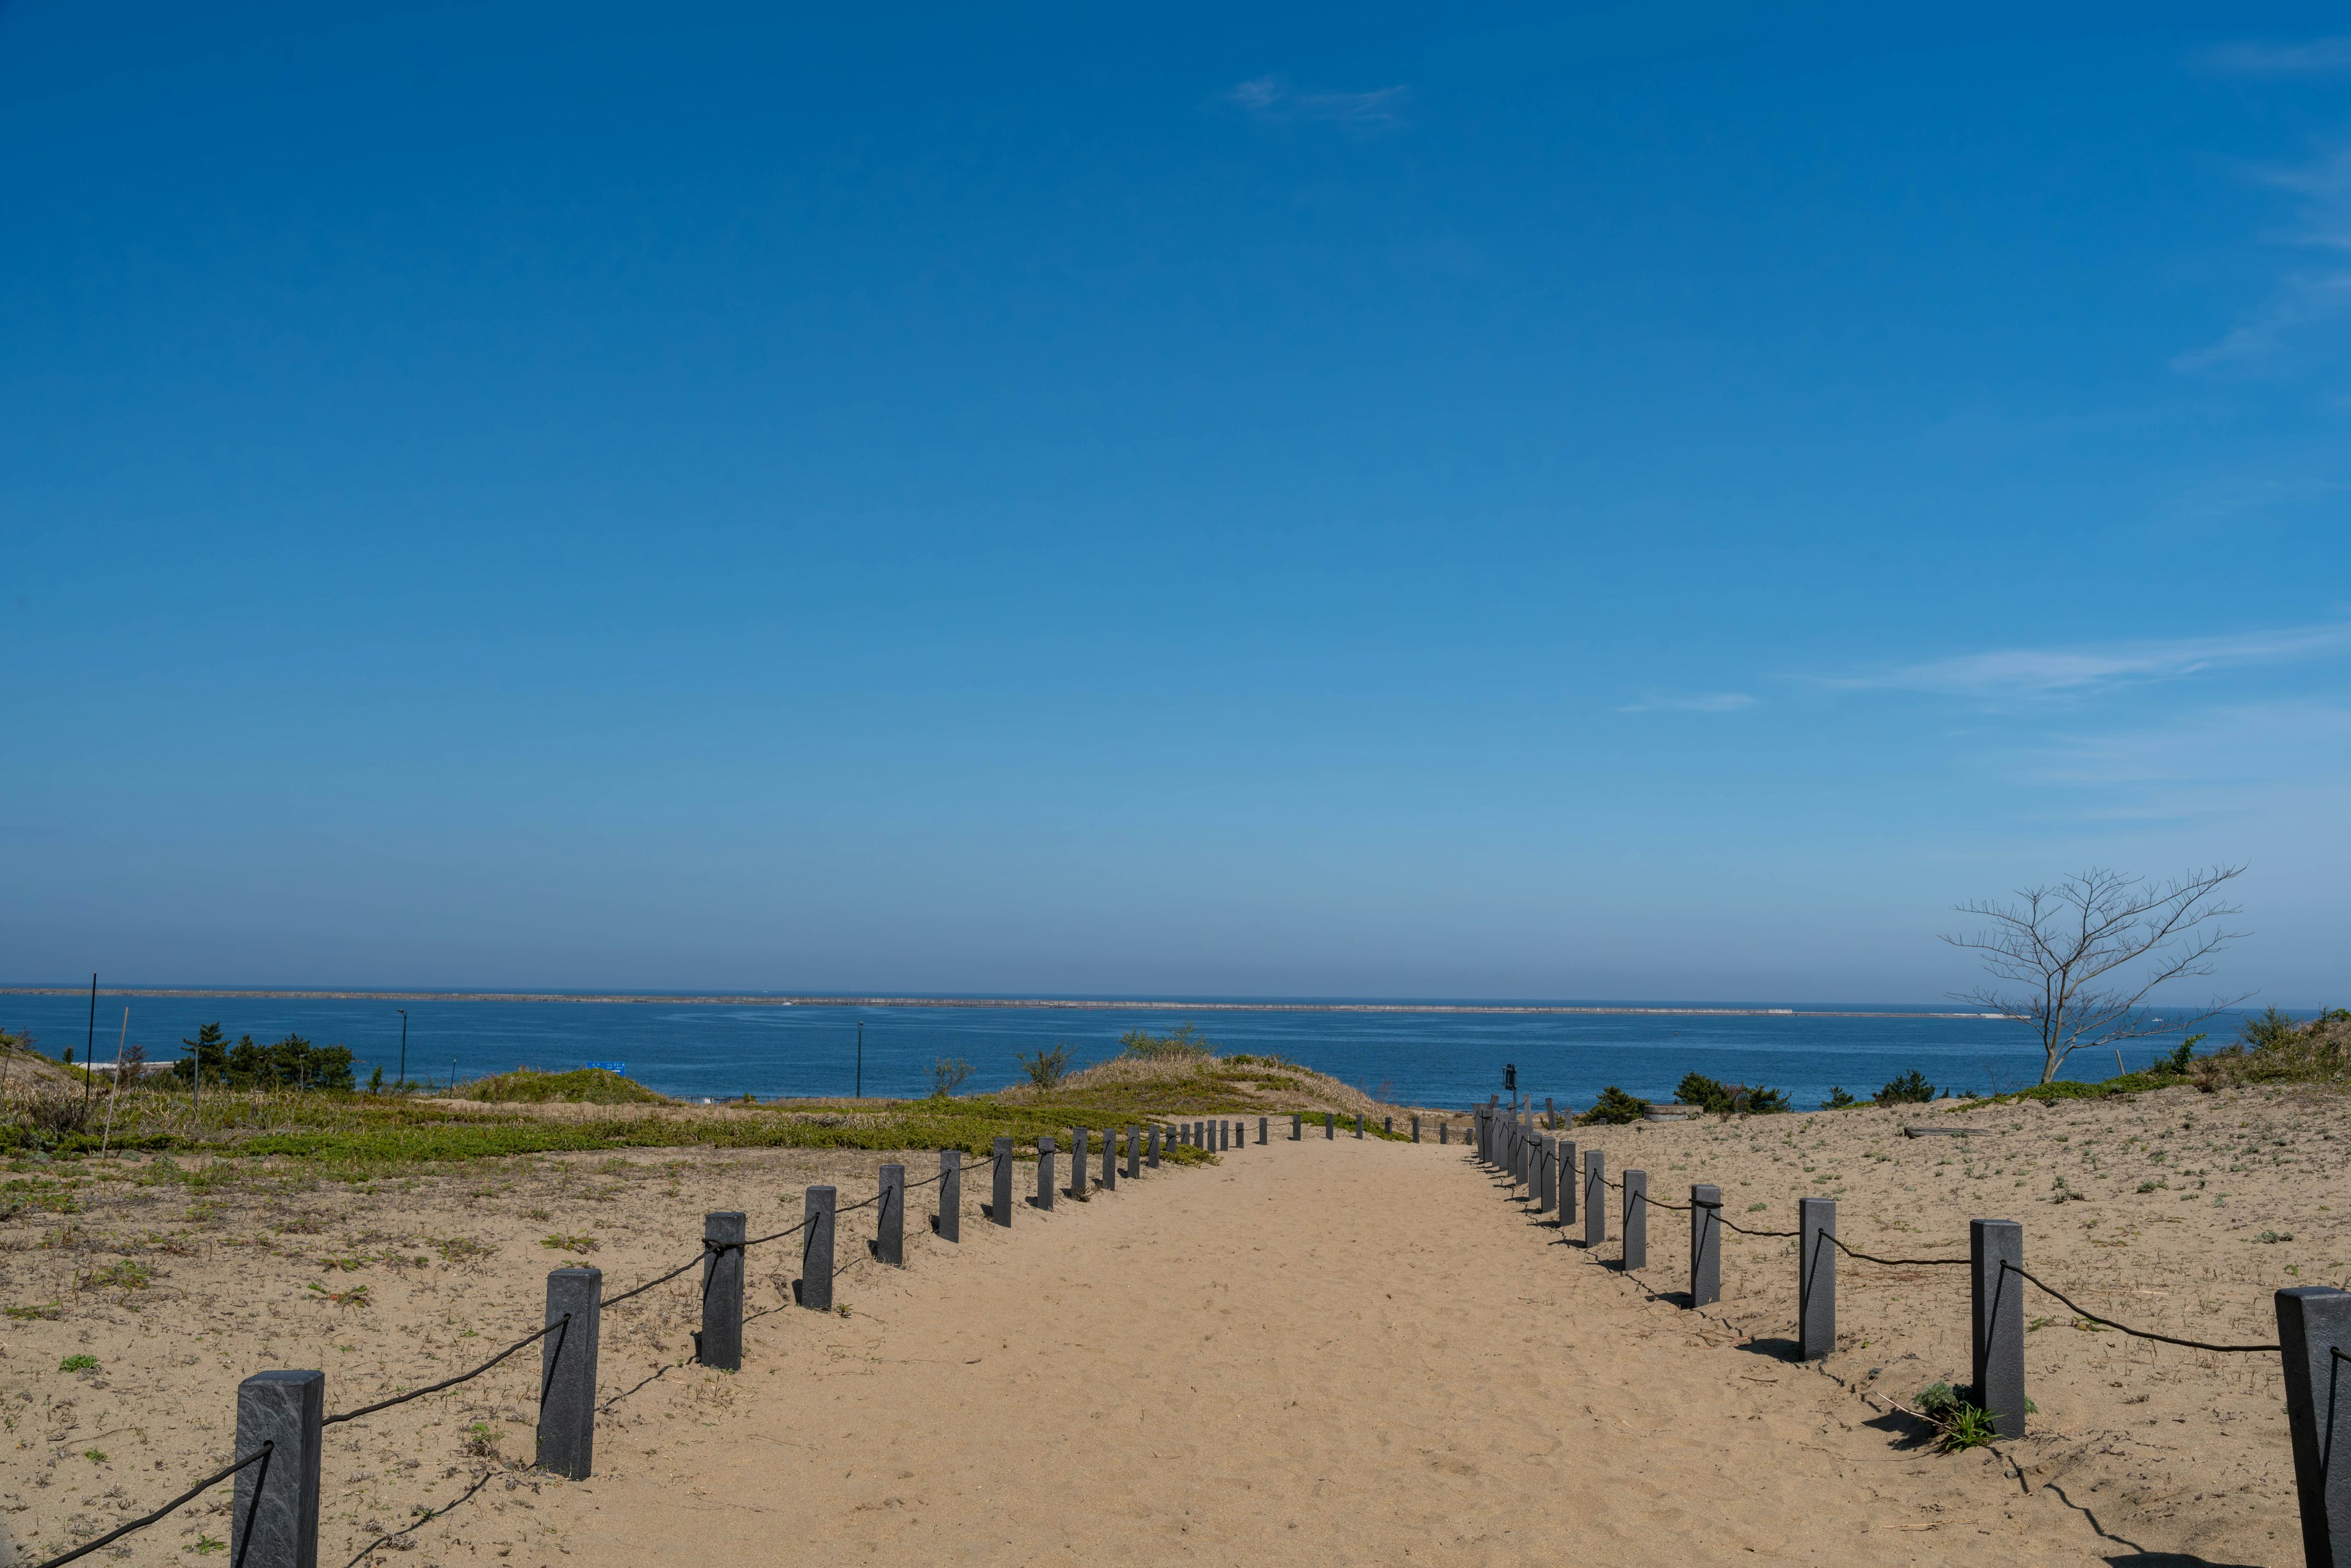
[1537,1136,1556,1212]
[800,1187,836,1312]
[1558,1139,1577,1224]
[1036,1136,1056,1209]
[1690,1184,1721,1307]
[1217,1120,1228,1151]
[700,1210,746,1367]
[1583,1151,1606,1247]
[1383,1116,1392,1136]
[1126,1127,1140,1180]
[1798,1198,1835,1360]
[538,1267,601,1479]
[991,1138,1013,1226]
[939,1150,962,1242]
[1439,1121,1448,1145]
[1545,1096,1555,1130]
[233,1370,322,1568]
[1970,1218,2026,1438]
[1072,1128,1090,1198]
[1100,1129,1117,1191]
[2275,1286,2351,1568]
[876,1165,905,1267]
[1147,1126,1161,1168]
[1325,1112,1335,1139]
[1291,1113,1302,1141]
[1258,1116,1267,1144]
[1621,1171,1648,1270]
[1355,1114,1364,1139]
[1411,1115,1421,1143]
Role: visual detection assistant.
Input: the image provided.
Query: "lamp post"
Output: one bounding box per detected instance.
[396,1009,408,1092]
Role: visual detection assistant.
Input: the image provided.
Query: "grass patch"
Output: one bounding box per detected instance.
[451,1068,670,1105]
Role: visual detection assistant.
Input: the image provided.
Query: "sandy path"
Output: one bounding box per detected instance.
[555,1136,2134,1567]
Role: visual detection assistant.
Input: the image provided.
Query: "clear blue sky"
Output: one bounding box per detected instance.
[4,3,2347,1002]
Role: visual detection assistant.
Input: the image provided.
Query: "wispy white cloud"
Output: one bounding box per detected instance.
[1224,77,1411,130]
[2204,37,2351,77]
[1616,692,1759,715]
[2178,145,2351,368]
[1828,625,2351,700]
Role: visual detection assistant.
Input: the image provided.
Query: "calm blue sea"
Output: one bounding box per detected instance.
[0,992,2260,1113]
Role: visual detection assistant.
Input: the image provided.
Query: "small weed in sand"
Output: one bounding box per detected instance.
[430,1236,493,1262]
[307,1281,370,1307]
[59,1354,98,1372]
[1914,1382,2003,1453]
[187,1535,227,1555]
[83,1449,107,1464]
[86,1260,154,1291]
[539,1233,598,1254]
[6,1302,62,1321]
[2255,1229,2295,1244]
[461,1421,498,1457]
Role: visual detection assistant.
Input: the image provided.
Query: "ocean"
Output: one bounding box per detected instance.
[0,990,2257,1112]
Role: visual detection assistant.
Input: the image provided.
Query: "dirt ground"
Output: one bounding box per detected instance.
[1,1086,2340,1567]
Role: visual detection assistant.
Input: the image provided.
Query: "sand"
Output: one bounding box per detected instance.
[3,1084,2341,1567]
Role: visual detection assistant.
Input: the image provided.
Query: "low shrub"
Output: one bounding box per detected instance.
[1016,1045,1071,1090]
[1577,1086,1649,1125]
[1873,1070,1938,1106]
[1674,1072,1789,1116]
[929,1057,973,1098]
[1820,1086,1858,1109]
[452,1068,668,1105]
[1118,1025,1214,1060]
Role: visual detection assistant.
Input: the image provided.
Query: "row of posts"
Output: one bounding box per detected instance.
[1469,1101,2351,1568]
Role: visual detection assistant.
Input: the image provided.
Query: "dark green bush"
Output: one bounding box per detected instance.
[1674,1072,1789,1116]
[1577,1086,1649,1125]
[1821,1086,1858,1109]
[1873,1070,1938,1106]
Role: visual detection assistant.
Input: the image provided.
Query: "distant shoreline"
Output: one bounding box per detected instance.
[0,986,2002,1020]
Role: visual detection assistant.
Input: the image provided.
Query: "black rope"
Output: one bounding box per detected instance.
[2002,1262,2281,1354]
[28,1444,271,1568]
[1827,1236,1970,1267]
[340,1467,499,1568]
[233,1441,272,1568]
[324,1320,564,1427]
[600,1250,707,1308]
[741,1217,812,1250]
[1717,1217,1800,1239]
[838,1191,884,1214]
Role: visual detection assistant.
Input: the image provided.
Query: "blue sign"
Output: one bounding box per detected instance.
[583,1062,627,1073]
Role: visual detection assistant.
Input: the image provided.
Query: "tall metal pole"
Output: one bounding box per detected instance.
[84,973,97,1108]
[397,1009,407,1091]
[855,1022,863,1100]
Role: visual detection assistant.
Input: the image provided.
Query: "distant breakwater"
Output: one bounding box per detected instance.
[0,986,1997,1021]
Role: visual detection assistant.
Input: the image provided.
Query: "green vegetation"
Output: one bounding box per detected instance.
[171,1027,355,1092]
[1820,1086,1858,1109]
[928,1057,973,1098]
[1118,1024,1214,1060]
[1873,1070,1938,1106]
[1673,1072,1790,1116]
[1577,1086,1649,1125]
[1016,1045,1071,1090]
[1913,1381,2001,1453]
[59,1354,98,1373]
[451,1068,670,1105]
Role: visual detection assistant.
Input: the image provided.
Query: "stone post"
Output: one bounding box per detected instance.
[2274,1285,2351,1568]
[1071,1128,1090,1198]
[1970,1218,2027,1439]
[700,1210,746,1367]
[1621,1171,1648,1270]
[1583,1151,1606,1247]
[1439,1122,1449,1146]
[938,1150,962,1242]
[1798,1199,1835,1361]
[1126,1127,1141,1180]
[876,1165,905,1267]
[1355,1114,1365,1139]
[1325,1112,1335,1140]
[1558,1140,1577,1224]
[537,1267,601,1479]
[1545,1096,1555,1130]
[1035,1136,1056,1210]
[1147,1125,1161,1168]
[1259,1116,1268,1145]
[1411,1115,1421,1143]
[232,1370,323,1568]
[1101,1128,1117,1191]
[1537,1136,1555,1213]
[1690,1184,1721,1307]
[1291,1113,1302,1141]
[990,1137,1013,1226]
[799,1187,836,1313]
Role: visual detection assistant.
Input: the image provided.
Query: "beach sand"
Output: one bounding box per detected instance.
[3,1084,2340,1566]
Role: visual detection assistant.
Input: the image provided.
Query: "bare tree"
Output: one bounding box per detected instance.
[1943,866,2249,1086]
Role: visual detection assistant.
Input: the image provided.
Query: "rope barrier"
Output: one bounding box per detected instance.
[1716,1217,1799,1239]
[341,1467,499,1568]
[28,1443,272,1568]
[741,1217,812,1250]
[2001,1262,2281,1354]
[1826,1236,1970,1268]
[599,1250,707,1309]
[323,1319,565,1428]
